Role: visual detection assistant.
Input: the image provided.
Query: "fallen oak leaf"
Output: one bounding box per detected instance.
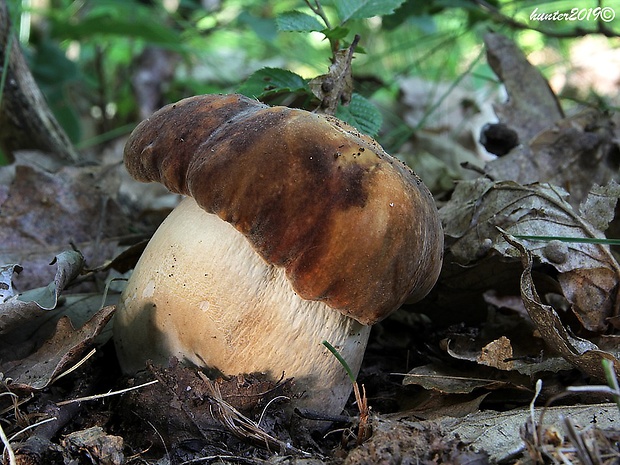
[485,109,619,208]
[440,178,620,332]
[2,305,115,392]
[1,250,85,336]
[403,362,522,394]
[501,232,620,382]
[17,250,84,310]
[484,32,564,144]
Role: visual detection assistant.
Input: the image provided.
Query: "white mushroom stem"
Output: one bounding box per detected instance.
[114,197,371,415]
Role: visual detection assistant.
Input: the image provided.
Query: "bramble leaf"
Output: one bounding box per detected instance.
[335,0,406,23]
[237,68,309,99]
[276,11,324,32]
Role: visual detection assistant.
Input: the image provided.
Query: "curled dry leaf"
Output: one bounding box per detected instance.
[17,250,84,310]
[2,305,115,391]
[503,234,620,382]
[484,32,564,144]
[440,178,620,332]
[0,250,84,335]
[309,37,358,114]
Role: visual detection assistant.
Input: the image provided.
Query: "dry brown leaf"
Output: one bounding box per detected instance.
[309,37,359,114]
[559,268,618,331]
[484,32,564,144]
[445,324,572,377]
[503,234,620,382]
[0,292,117,364]
[403,362,519,394]
[440,178,620,332]
[485,110,619,207]
[393,391,490,421]
[2,305,115,391]
[0,161,131,290]
[1,250,84,335]
[477,336,514,371]
[62,426,124,465]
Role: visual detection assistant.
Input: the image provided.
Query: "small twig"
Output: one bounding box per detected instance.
[7,416,57,442]
[257,395,289,427]
[563,416,596,465]
[56,380,159,406]
[304,0,331,29]
[51,348,97,384]
[181,455,268,465]
[0,420,16,465]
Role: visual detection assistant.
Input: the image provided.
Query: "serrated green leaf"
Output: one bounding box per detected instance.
[276,11,324,32]
[335,93,382,137]
[335,0,406,23]
[49,1,181,47]
[237,68,310,99]
[321,26,350,41]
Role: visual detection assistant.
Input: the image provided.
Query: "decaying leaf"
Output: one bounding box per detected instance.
[17,250,84,310]
[485,109,620,206]
[440,178,620,332]
[477,336,513,371]
[62,426,124,465]
[309,36,359,114]
[0,263,21,301]
[504,234,620,382]
[484,32,564,144]
[2,305,115,391]
[0,250,85,335]
[446,402,620,463]
[0,161,131,291]
[403,362,520,394]
[579,180,620,232]
[482,34,619,207]
[444,320,573,377]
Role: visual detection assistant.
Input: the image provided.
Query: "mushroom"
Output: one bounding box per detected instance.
[114,94,443,416]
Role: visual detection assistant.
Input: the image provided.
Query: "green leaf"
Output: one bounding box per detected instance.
[276,11,324,32]
[335,0,406,23]
[237,11,278,42]
[49,1,181,47]
[321,26,350,41]
[336,93,382,137]
[237,68,310,99]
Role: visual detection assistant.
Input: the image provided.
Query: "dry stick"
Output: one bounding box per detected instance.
[0,0,79,162]
[198,372,309,456]
[0,420,16,465]
[56,380,159,406]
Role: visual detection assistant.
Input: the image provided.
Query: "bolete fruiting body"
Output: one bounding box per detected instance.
[114,94,443,416]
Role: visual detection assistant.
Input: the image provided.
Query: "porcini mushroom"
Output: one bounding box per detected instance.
[114,94,443,416]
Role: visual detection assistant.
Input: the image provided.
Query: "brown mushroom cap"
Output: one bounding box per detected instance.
[124,94,443,324]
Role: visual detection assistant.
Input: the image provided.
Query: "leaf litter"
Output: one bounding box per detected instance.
[2,32,620,465]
